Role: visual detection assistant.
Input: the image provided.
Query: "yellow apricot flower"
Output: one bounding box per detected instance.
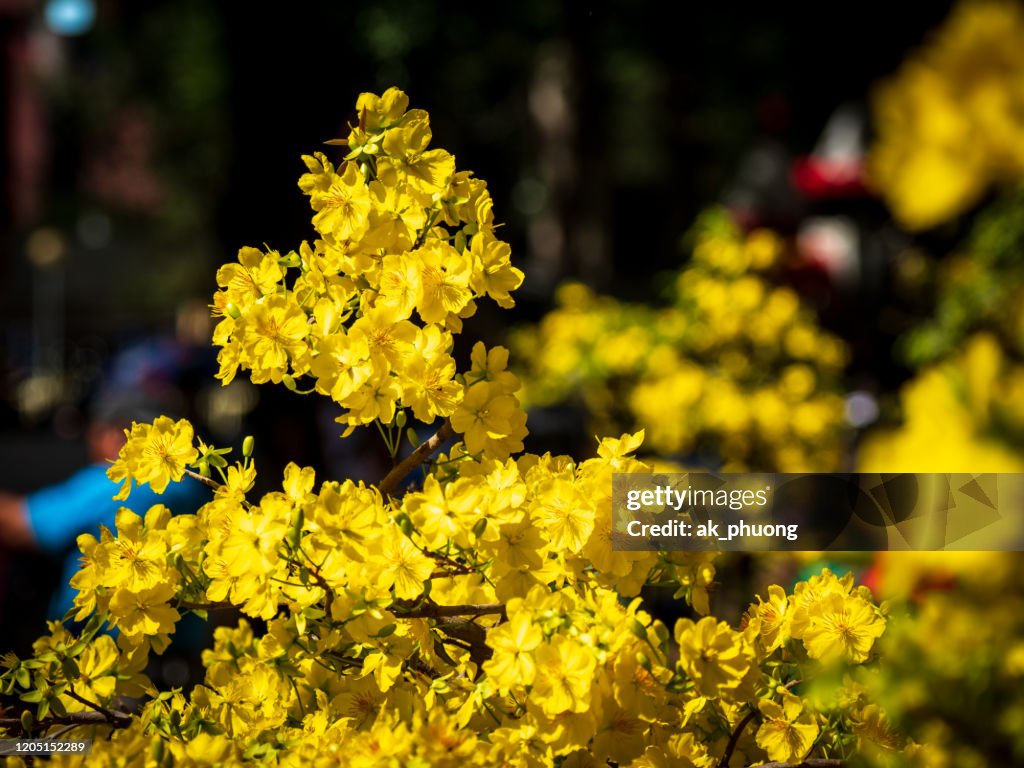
[375,531,434,600]
[755,692,820,764]
[108,581,180,638]
[308,161,373,242]
[241,294,310,384]
[800,592,886,663]
[674,616,754,699]
[413,240,473,324]
[483,612,543,692]
[749,584,790,653]
[107,416,199,498]
[532,634,597,716]
[215,246,284,305]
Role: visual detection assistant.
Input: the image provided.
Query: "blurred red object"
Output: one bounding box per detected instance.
[792,155,866,199]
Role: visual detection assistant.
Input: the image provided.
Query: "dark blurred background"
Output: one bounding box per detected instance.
[0,0,953,649]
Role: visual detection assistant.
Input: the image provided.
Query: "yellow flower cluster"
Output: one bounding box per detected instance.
[211,86,526,451]
[852,552,1024,767]
[859,333,1024,472]
[869,0,1024,230]
[70,506,186,651]
[107,416,198,499]
[7,560,895,768]
[0,91,906,768]
[514,215,848,471]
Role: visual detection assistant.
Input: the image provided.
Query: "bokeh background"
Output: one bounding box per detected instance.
[3,1,1024,763]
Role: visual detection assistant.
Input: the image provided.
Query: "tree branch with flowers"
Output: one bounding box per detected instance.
[0,88,910,768]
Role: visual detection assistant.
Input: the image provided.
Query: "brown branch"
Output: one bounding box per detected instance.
[378,419,454,498]
[183,468,223,491]
[390,600,506,620]
[435,617,492,667]
[718,709,757,768]
[1,709,131,730]
[175,599,234,612]
[390,599,503,669]
[426,551,476,576]
[63,690,132,727]
[754,762,844,768]
[718,680,809,767]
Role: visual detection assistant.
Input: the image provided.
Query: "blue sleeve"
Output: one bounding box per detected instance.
[25,465,211,554]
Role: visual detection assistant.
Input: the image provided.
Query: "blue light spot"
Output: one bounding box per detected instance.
[44,0,96,37]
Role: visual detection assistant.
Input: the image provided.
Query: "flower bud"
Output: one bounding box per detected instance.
[628,618,648,640]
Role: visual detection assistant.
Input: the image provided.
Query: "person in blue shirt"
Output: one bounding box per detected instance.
[0,389,210,620]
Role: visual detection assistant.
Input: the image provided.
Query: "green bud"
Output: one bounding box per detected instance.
[653,622,670,646]
[373,624,397,638]
[395,513,414,537]
[628,618,648,640]
[20,709,33,733]
[472,518,488,538]
[406,427,421,448]
[282,375,298,392]
[288,507,305,549]
[636,651,652,671]
[225,302,241,320]
[242,435,255,459]
[395,410,407,429]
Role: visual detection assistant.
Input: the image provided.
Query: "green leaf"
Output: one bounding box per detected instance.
[61,657,79,679]
[49,695,67,718]
[66,640,89,657]
[82,613,104,639]
[432,633,458,667]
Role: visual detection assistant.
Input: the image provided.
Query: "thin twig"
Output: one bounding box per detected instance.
[175,599,234,612]
[182,468,223,491]
[0,710,131,730]
[63,690,131,727]
[378,419,454,498]
[391,600,506,620]
[718,709,757,768]
[755,762,844,768]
